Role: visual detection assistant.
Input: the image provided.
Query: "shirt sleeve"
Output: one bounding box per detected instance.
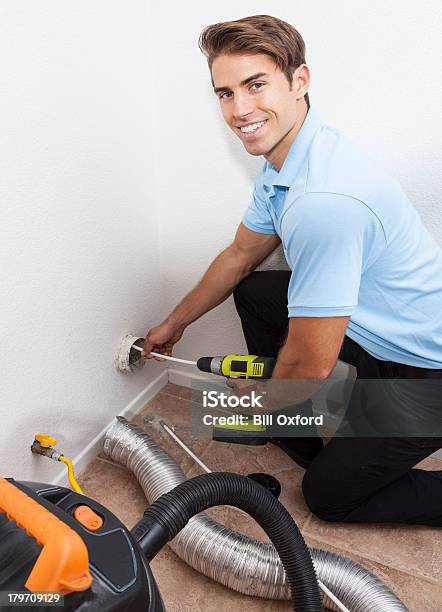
[242,185,277,235]
[283,192,386,317]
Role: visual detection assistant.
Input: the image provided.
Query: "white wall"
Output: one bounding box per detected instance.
[150,1,442,364]
[0,1,164,482]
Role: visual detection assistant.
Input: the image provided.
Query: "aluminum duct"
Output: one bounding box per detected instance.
[103,417,408,612]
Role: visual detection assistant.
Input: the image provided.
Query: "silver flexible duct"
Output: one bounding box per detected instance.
[103,417,408,611]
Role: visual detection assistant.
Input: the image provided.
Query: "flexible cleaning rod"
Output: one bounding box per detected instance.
[131,344,197,366]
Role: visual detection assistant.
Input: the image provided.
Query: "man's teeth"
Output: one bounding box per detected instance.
[240,120,266,133]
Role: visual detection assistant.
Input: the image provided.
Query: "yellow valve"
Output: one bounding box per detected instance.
[32,434,84,496]
[34,434,57,448]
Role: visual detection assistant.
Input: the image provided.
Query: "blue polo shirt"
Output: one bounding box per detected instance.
[242,107,442,368]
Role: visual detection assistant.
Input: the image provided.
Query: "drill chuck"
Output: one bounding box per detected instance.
[196,356,213,373]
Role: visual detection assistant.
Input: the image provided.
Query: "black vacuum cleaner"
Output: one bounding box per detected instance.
[0,474,322,611]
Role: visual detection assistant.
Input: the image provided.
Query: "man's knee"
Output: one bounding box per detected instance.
[302,466,349,522]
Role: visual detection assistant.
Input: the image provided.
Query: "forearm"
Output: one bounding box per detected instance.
[272,343,331,380]
[166,244,252,331]
[265,355,326,412]
[251,347,331,414]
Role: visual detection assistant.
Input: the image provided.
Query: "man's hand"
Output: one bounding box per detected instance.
[143,321,185,361]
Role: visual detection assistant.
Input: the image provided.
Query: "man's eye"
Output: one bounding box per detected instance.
[220,91,233,100]
[250,82,264,91]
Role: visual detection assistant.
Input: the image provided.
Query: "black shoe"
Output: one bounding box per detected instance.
[270,437,324,469]
[212,431,269,445]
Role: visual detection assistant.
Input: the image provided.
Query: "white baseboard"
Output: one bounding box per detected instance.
[168,366,217,387]
[53,370,169,486]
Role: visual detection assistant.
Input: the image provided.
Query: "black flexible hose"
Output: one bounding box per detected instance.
[131,472,322,612]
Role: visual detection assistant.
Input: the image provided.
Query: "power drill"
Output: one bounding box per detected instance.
[196,354,275,379]
[128,341,275,379]
[195,354,275,445]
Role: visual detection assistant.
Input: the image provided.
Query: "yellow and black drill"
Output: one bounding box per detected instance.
[196,354,276,444]
[196,354,275,379]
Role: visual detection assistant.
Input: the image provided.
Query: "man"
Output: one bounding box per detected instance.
[143,15,442,526]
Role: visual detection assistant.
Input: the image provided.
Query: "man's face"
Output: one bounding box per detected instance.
[211,53,309,169]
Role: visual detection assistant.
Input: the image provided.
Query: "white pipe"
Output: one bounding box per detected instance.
[318,580,350,612]
[131,344,197,366]
[159,420,211,474]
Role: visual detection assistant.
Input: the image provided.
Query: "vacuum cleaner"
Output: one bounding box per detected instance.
[0,472,321,612]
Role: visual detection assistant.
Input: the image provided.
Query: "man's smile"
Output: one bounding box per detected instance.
[236,119,268,137]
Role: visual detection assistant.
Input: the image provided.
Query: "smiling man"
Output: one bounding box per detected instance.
[212,53,308,170]
[143,15,442,526]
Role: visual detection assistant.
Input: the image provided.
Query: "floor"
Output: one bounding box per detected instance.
[78,382,442,611]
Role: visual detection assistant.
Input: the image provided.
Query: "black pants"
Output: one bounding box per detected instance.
[233,271,442,526]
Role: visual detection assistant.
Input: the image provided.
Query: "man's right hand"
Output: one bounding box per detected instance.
[142,320,185,361]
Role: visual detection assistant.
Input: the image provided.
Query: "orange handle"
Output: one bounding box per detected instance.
[0,477,92,594]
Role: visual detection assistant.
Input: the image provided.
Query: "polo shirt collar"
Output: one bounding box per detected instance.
[263,106,323,189]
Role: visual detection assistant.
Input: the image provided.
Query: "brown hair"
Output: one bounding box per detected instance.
[199,15,309,107]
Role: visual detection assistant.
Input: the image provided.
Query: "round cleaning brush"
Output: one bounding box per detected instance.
[115,334,146,373]
[116,334,197,374]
